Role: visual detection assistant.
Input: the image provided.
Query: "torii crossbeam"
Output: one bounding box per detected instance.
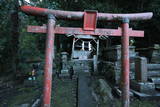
[20,5,153,107]
[27,25,144,37]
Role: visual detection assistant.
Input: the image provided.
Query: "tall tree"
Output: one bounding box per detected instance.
[10,0,20,72]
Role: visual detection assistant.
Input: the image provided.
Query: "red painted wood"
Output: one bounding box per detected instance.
[20,5,153,107]
[27,26,144,37]
[83,11,97,31]
[20,5,153,21]
[42,15,55,107]
[121,21,130,107]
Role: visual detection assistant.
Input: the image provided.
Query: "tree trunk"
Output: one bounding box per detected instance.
[10,0,19,72]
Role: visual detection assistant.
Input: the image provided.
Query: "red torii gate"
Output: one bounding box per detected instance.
[20,5,153,107]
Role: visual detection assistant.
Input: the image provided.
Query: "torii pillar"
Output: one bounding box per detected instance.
[121,18,130,106]
[43,14,56,107]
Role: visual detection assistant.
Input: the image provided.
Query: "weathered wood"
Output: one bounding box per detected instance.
[27,26,144,37]
[21,5,153,21]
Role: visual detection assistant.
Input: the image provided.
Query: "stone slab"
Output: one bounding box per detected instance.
[131,89,160,100]
[135,57,148,82]
[131,81,155,93]
[112,87,133,97]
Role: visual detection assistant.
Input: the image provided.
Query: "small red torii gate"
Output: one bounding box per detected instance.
[20,5,153,107]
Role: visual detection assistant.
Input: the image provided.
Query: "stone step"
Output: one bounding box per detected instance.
[131,89,160,100]
[131,81,155,94]
[148,71,160,77]
[147,64,160,70]
[148,77,160,84]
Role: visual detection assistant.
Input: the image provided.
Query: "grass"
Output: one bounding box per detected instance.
[51,78,76,107]
[0,75,43,107]
[7,88,41,107]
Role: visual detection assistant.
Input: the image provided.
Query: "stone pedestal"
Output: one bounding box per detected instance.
[131,81,155,94]
[135,57,148,82]
[114,62,121,85]
[105,45,136,62]
[71,59,92,72]
[61,52,69,73]
[150,44,160,63]
[93,55,98,72]
[132,57,155,94]
[104,45,136,85]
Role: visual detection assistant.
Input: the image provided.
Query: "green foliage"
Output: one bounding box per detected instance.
[0,0,160,74]
[0,0,15,72]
